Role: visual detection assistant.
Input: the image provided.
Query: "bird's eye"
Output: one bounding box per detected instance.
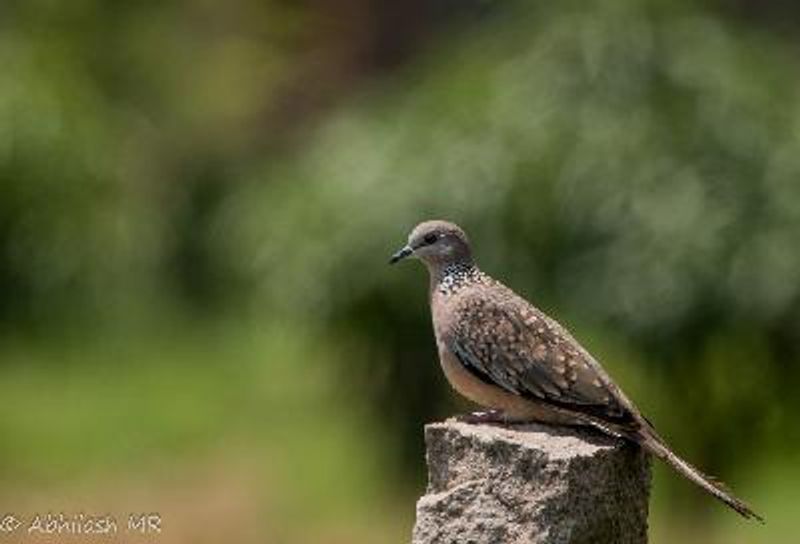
[423,233,438,245]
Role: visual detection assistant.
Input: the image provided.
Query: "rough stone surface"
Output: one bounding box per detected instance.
[412,420,651,544]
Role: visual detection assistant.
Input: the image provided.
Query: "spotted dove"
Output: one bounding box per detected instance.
[390,219,762,521]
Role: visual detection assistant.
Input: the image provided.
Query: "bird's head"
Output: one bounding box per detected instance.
[389,220,473,269]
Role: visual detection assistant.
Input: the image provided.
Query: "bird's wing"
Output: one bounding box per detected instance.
[449,291,637,428]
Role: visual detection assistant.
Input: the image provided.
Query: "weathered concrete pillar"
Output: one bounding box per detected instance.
[412,420,651,544]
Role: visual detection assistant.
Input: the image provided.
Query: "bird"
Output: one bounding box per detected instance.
[390,219,762,522]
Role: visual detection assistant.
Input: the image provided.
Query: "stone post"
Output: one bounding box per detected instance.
[412,420,651,544]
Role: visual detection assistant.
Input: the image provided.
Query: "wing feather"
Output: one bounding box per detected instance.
[449,292,636,427]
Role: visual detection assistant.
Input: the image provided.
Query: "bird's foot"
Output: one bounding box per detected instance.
[456,409,506,424]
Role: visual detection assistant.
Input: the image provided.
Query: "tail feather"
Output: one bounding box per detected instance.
[639,430,764,523]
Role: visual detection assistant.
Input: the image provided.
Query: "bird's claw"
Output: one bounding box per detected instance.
[456,409,506,424]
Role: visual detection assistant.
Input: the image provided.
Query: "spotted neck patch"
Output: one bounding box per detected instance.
[437,262,481,295]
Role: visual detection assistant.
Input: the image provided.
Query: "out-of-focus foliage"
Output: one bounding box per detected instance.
[1,0,799,542]
[223,0,800,480]
[232,1,800,332]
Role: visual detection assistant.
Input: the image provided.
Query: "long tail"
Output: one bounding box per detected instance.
[639,429,764,522]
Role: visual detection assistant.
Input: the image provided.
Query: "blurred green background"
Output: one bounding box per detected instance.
[1,0,799,542]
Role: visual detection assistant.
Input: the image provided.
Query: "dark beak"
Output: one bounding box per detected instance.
[389,245,413,264]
